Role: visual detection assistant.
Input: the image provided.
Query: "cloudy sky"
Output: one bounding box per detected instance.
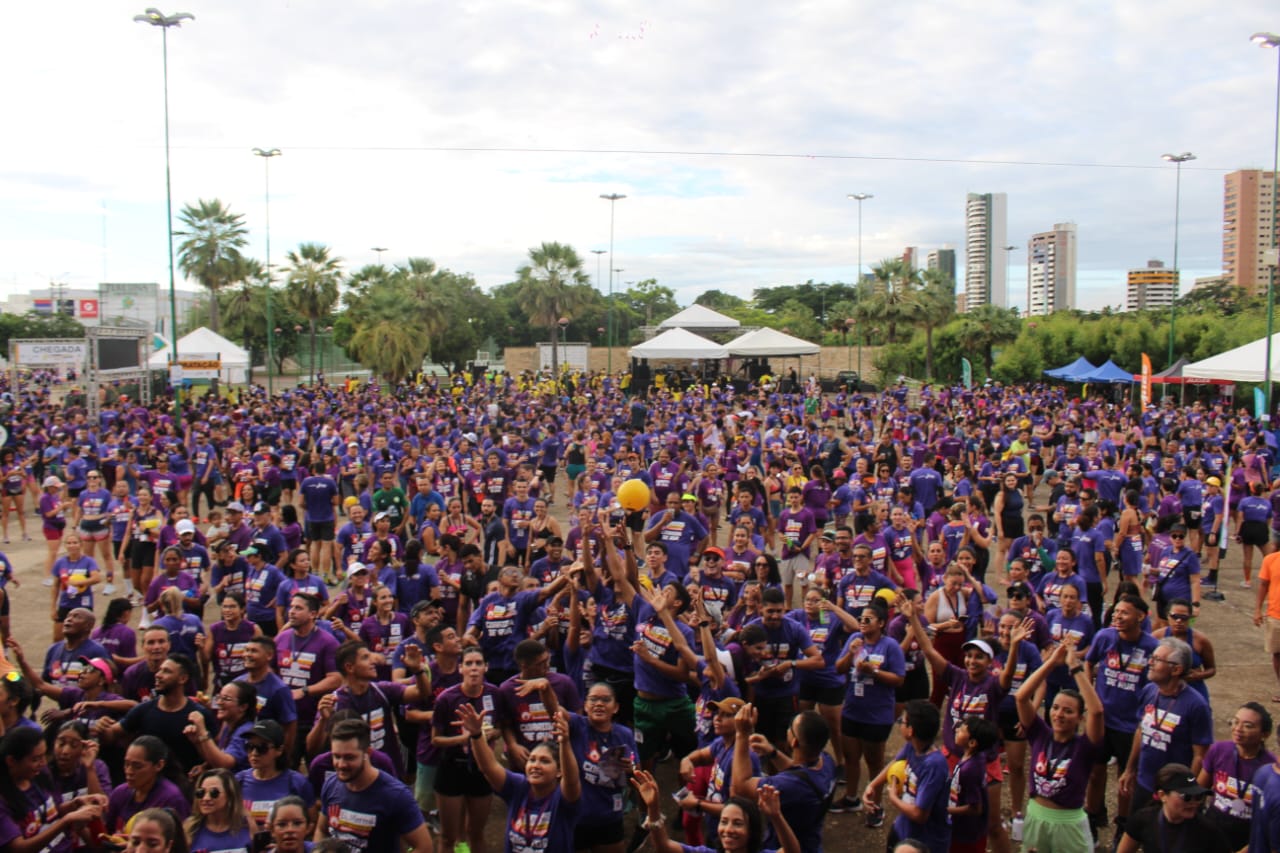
[0,1,1276,313]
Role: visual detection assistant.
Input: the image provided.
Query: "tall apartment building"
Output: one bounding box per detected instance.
[964,192,1007,311]
[1026,223,1077,316]
[901,247,920,270]
[1126,260,1178,311]
[926,247,957,282]
[1223,169,1276,293]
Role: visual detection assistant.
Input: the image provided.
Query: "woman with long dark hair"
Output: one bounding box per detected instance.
[92,597,139,669]
[0,725,106,853]
[184,768,251,853]
[631,768,802,853]
[186,680,257,773]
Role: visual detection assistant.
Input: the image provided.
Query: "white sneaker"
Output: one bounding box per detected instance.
[42,577,54,587]
[103,583,116,595]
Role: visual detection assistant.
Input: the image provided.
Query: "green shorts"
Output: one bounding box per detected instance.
[633,693,696,762]
[1023,800,1092,853]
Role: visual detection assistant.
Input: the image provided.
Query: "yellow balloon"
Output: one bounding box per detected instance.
[616,478,652,512]
[886,758,909,789]
[875,588,898,606]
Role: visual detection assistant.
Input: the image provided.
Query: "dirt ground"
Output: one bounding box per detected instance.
[4,486,1273,852]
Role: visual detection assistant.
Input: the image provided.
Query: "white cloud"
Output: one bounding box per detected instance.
[0,0,1276,312]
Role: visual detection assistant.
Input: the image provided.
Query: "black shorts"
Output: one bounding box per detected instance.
[840,718,893,743]
[306,520,335,542]
[798,682,845,705]
[574,819,624,849]
[1100,727,1135,764]
[755,695,797,745]
[1242,520,1269,547]
[539,465,557,484]
[131,542,156,572]
[0,588,9,617]
[434,757,492,798]
[55,605,73,621]
[998,708,1025,742]
[1182,508,1202,528]
[68,487,84,499]
[895,666,929,703]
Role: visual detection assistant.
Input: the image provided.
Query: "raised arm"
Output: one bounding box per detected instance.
[901,594,948,676]
[1016,642,1067,731]
[456,700,509,792]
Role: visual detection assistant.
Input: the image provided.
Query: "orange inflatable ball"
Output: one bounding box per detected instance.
[617,479,652,512]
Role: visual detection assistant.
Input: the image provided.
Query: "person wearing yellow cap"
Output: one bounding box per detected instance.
[1201,476,1225,592]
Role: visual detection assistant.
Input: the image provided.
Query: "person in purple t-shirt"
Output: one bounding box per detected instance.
[775,488,817,609]
[0,726,105,852]
[495,638,582,772]
[906,597,1011,853]
[1015,637,1104,852]
[104,735,191,833]
[739,587,823,747]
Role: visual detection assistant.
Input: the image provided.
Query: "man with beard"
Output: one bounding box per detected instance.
[316,718,432,853]
[277,593,341,765]
[96,653,214,774]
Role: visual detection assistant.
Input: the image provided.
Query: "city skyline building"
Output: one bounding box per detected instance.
[1223,169,1276,294]
[964,192,1008,311]
[1126,259,1178,311]
[1026,222,1077,316]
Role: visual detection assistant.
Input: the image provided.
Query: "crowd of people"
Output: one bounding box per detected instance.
[0,370,1276,853]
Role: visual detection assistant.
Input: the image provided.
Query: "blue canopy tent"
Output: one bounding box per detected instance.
[1044,357,1097,381]
[1081,359,1135,384]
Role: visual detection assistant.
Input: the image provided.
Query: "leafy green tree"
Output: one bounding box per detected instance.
[515,242,591,374]
[176,199,249,334]
[754,281,857,325]
[859,259,920,344]
[345,282,430,381]
[0,312,84,355]
[283,243,343,382]
[694,290,746,311]
[957,305,1021,376]
[623,279,678,326]
[915,269,957,380]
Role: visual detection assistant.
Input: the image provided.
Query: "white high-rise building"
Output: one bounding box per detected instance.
[1026,223,1077,316]
[964,192,1008,311]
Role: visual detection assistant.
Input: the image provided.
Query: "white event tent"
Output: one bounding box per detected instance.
[1182,332,1280,383]
[148,326,251,384]
[725,327,820,357]
[657,304,741,330]
[628,328,728,360]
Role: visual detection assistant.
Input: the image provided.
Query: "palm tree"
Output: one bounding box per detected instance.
[176,199,249,334]
[345,282,431,381]
[515,242,590,375]
[916,268,957,381]
[958,305,1022,376]
[861,258,920,343]
[283,243,342,383]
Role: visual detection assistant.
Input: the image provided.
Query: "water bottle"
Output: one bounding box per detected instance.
[1010,813,1024,842]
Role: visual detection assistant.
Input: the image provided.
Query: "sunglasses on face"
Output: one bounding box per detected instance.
[196,788,223,799]
[246,742,276,754]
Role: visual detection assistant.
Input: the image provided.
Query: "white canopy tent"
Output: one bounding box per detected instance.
[1182,332,1280,383]
[657,304,741,330]
[725,327,820,357]
[628,328,728,360]
[148,326,251,384]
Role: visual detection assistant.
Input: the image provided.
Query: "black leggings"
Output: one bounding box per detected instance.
[191,479,217,519]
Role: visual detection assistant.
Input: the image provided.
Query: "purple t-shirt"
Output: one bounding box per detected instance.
[889,745,951,853]
[948,753,988,843]
[307,748,396,800]
[941,664,1006,758]
[328,681,409,777]
[301,475,340,523]
[0,783,70,853]
[632,599,696,698]
[495,672,582,751]
[275,626,340,722]
[237,768,315,827]
[568,713,637,828]
[1202,739,1277,825]
[497,769,581,853]
[319,769,424,852]
[743,617,814,700]
[1085,628,1158,732]
[106,777,190,834]
[1026,716,1101,809]
[1134,683,1214,792]
[92,623,137,662]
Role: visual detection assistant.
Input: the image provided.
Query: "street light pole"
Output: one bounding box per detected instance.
[252,147,281,396]
[1253,32,1280,420]
[590,249,606,370]
[135,6,193,420]
[1161,152,1195,367]
[1002,245,1017,313]
[847,193,873,287]
[371,247,388,265]
[599,194,626,375]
